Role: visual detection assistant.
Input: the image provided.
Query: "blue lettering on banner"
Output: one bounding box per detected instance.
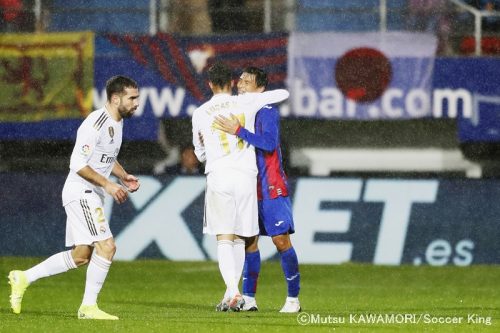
[0,174,498,265]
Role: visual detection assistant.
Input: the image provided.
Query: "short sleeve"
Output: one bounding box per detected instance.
[69,120,99,172]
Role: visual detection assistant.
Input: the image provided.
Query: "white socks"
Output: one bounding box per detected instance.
[233,238,245,286]
[217,240,239,298]
[24,250,77,284]
[81,253,112,306]
[21,250,112,306]
[217,239,245,299]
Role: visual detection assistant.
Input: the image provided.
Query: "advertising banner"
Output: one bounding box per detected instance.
[287,31,440,119]
[0,33,287,141]
[432,58,500,143]
[1,173,498,266]
[1,32,498,140]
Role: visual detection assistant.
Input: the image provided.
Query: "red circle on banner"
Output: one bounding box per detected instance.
[335,47,392,103]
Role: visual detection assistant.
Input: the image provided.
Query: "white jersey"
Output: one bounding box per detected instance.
[192,90,289,175]
[62,107,123,205]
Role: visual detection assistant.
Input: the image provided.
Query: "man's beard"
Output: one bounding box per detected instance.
[118,106,134,119]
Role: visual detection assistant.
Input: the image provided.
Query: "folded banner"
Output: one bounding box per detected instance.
[0,32,94,122]
[287,32,438,119]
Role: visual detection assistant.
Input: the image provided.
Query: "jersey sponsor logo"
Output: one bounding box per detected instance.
[100,153,116,164]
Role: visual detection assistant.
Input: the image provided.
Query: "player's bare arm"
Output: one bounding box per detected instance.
[213,114,241,135]
[77,166,128,204]
[112,161,140,193]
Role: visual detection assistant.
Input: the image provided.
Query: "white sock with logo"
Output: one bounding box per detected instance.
[217,240,239,298]
[81,253,112,306]
[24,250,77,284]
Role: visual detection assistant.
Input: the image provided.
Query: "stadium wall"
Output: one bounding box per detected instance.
[1,173,498,266]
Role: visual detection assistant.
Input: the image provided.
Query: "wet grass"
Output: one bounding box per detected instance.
[0,257,498,332]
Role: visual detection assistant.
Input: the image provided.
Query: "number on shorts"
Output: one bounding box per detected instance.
[94,207,105,223]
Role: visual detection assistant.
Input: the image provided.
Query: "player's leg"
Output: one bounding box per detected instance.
[78,237,118,320]
[70,191,118,320]
[71,245,93,265]
[207,169,249,311]
[8,249,80,314]
[233,235,246,292]
[273,233,301,313]
[242,235,260,311]
[232,172,259,311]
[263,196,301,312]
[22,246,86,284]
[7,200,94,314]
[218,234,247,311]
[216,234,242,311]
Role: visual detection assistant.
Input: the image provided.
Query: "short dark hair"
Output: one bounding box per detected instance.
[106,75,138,102]
[207,61,232,88]
[242,66,268,89]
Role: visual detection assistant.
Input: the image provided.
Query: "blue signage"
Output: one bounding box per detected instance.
[1,173,498,266]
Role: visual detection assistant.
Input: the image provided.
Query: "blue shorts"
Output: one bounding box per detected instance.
[258,196,295,237]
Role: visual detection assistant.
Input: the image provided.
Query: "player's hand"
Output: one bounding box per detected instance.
[104,181,128,204]
[213,114,241,135]
[120,174,140,193]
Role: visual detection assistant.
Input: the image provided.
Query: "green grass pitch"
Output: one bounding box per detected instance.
[1,257,498,332]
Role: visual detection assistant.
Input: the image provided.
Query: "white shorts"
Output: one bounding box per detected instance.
[203,169,259,237]
[64,189,113,247]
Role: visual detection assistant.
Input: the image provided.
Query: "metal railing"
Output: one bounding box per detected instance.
[448,0,500,55]
[2,0,499,55]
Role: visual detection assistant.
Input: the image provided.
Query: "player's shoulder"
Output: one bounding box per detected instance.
[258,104,279,117]
[191,104,204,119]
[194,97,215,111]
[81,108,109,131]
[261,104,278,111]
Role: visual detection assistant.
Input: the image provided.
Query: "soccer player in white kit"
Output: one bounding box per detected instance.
[192,62,289,311]
[8,75,140,320]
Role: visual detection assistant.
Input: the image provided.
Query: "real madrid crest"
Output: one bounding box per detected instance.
[108,126,115,144]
